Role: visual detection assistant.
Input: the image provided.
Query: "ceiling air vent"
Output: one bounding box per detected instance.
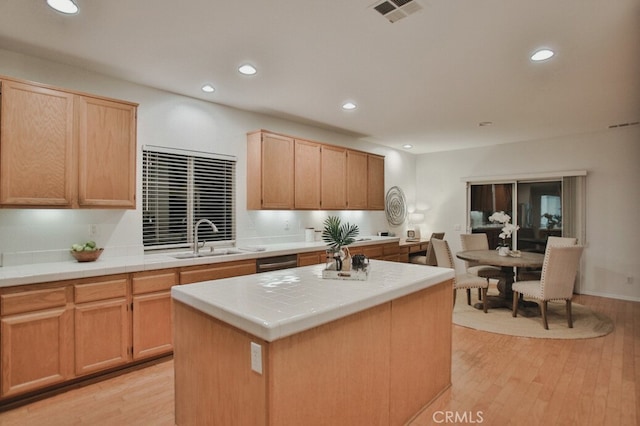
[372,0,423,23]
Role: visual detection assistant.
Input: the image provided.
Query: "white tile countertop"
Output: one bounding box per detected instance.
[171,260,454,342]
[0,236,399,288]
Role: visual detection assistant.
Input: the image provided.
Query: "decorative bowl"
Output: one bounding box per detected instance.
[71,248,104,262]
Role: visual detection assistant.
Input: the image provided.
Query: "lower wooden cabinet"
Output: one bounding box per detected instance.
[297,250,326,267]
[0,305,73,397]
[74,276,130,376]
[179,259,256,284]
[131,270,177,360]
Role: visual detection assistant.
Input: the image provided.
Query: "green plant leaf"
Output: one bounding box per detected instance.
[322,216,359,250]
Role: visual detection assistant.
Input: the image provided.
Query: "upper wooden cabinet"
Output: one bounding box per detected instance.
[247,130,384,210]
[347,150,368,210]
[77,96,137,208]
[247,131,294,209]
[294,139,321,209]
[321,145,347,210]
[0,76,137,209]
[367,154,385,210]
[0,79,75,207]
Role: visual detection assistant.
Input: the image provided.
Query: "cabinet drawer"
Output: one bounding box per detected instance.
[180,260,257,285]
[1,287,67,316]
[298,251,325,267]
[383,243,400,255]
[132,270,178,295]
[75,278,128,303]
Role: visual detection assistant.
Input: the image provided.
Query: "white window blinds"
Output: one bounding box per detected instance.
[142,146,236,250]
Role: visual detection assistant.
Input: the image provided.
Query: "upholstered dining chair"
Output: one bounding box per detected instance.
[460,233,502,299]
[431,238,489,313]
[409,232,445,266]
[517,236,578,281]
[512,245,584,329]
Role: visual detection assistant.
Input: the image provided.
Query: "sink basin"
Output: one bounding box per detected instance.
[171,248,242,259]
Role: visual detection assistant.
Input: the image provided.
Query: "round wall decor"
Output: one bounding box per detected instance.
[385,186,407,226]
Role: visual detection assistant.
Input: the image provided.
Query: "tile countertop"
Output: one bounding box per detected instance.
[0,236,399,288]
[171,259,454,342]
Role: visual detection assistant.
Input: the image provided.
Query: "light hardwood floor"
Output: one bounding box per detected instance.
[0,294,637,425]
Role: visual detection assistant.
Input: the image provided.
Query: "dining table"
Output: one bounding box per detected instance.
[456,249,544,312]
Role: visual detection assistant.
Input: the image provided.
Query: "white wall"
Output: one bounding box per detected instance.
[0,49,417,264]
[415,127,640,301]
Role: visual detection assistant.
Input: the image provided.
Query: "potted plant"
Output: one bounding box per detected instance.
[489,211,519,256]
[322,216,359,271]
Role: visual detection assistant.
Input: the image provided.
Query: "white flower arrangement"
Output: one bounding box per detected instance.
[488,211,520,244]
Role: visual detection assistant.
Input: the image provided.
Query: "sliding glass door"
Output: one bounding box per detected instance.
[468,176,585,252]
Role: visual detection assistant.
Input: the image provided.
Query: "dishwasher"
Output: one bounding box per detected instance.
[255,254,299,273]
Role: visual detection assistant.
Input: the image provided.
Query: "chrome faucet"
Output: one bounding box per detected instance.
[194,219,219,255]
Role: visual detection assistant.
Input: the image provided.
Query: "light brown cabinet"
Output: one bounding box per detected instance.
[77,96,137,208]
[179,259,257,285]
[294,139,321,209]
[247,131,294,209]
[367,154,385,210]
[0,76,137,209]
[297,250,326,266]
[0,79,75,207]
[321,145,347,210]
[0,287,73,397]
[347,150,368,209]
[247,130,384,210]
[74,276,130,376]
[131,269,177,360]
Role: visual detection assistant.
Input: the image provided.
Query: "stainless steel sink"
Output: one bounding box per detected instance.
[171,248,242,259]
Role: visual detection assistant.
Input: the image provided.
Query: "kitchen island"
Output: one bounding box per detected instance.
[171,260,454,425]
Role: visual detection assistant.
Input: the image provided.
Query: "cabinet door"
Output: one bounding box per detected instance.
[75,298,130,375]
[367,154,385,210]
[321,145,347,210]
[0,79,75,207]
[259,133,294,209]
[131,270,177,360]
[1,308,73,397]
[132,291,172,360]
[294,139,321,209]
[347,150,368,210]
[77,96,136,208]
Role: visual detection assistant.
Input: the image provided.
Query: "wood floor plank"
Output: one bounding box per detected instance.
[0,294,636,426]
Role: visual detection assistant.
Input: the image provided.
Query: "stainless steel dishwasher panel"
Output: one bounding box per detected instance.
[255,254,299,273]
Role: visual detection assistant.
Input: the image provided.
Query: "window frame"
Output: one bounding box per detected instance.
[142,145,236,251]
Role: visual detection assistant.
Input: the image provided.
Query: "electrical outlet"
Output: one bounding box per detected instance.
[627,276,634,285]
[250,342,262,374]
[284,220,290,231]
[89,224,97,238]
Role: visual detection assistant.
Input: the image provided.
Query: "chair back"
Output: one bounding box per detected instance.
[460,233,489,268]
[547,236,577,246]
[540,245,584,300]
[431,238,454,269]
[425,232,445,266]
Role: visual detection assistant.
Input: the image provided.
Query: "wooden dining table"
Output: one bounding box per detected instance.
[456,249,544,311]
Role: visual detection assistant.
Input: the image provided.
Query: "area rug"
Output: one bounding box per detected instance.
[452,290,614,339]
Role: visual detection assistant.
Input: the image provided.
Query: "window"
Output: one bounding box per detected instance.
[142,145,236,250]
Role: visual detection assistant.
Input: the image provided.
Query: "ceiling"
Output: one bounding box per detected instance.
[1,0,639,154]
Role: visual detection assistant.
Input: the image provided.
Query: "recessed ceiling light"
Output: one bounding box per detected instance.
[201,84,215,93]
[342,102,357,110]
[238,64,257,75]
[402,144,413,149]
[531,49,555,61]
[46,0,79,14]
